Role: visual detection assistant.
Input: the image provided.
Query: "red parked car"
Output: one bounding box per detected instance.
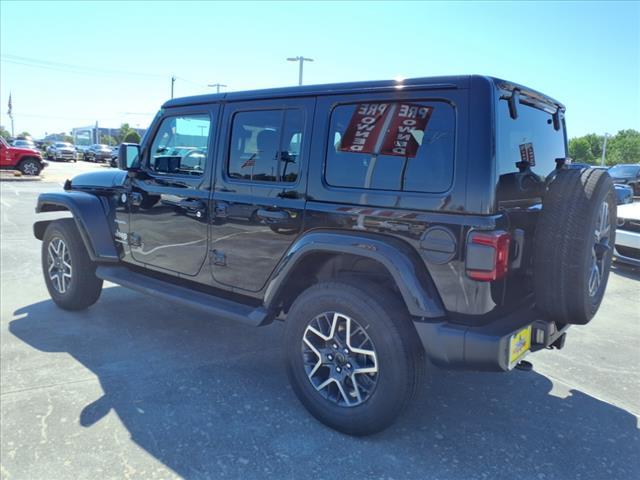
[0,137,47,176]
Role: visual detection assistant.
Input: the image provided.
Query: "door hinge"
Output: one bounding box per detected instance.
[210,249,226,266]
[129,233,142,247]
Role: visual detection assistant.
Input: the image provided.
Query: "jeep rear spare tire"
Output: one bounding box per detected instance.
[534,168,616,325]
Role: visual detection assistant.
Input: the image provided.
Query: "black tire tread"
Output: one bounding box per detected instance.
[285,278,424,435]
[42,218,103,311]
[533,168,615,324]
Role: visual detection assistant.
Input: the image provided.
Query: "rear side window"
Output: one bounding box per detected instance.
[325,101,455,193]
[228,109,303,183]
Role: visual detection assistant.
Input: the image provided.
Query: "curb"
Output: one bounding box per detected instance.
[0,173,43,182]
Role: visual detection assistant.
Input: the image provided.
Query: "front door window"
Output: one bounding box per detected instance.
[148,115,211,176]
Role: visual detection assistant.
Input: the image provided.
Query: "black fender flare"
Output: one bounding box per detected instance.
[264,230,445,318]
[34,191,119,263]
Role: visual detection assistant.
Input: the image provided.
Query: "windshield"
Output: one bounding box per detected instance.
[608,165,640,177]
[56,142,72,148]
[496,98,566,180]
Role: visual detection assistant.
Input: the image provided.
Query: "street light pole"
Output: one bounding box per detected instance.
[171,75,176,99]
[207,83,227,94]
[601,133,610,167]
[287,56,314,86]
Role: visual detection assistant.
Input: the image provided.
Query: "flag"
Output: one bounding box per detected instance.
[241,154,256,168]
[7,93,12,117]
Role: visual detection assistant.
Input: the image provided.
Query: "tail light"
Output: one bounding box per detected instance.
[466,230,511,281]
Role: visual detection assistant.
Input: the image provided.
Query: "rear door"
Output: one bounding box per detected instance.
[209,98,314,292]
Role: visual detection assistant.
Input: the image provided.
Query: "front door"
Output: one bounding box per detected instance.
[129,107,217,276]
[210,98,315,292]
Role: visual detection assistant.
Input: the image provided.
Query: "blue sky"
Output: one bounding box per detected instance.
[1,1,638,139]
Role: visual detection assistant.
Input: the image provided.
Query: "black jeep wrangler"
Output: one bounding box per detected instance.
[34,75,616,435]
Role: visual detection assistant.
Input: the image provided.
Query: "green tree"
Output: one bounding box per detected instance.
[100,135,117,146]
[583,133,603,160]
[117,123,133,143]
[606,129,640,165]
[18,131,31,139]
[568,137,594,163]
[123,130,141,143]
[0,126,10,140]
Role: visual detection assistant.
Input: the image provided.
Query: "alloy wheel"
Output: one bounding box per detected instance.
[302,311,379,407]
[588,200,611,297]
[47,237,72,294]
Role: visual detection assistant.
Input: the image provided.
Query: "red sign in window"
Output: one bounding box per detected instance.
[338,103,391,154]
[379,104,433,157]
[339,102,433,158]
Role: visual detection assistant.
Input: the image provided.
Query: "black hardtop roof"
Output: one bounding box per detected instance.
[162,74,564,110]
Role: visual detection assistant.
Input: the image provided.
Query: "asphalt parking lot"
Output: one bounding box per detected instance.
[1,162,639,480]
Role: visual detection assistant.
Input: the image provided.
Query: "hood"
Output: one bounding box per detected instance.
[70,169,128,189]
[10,146,41,156]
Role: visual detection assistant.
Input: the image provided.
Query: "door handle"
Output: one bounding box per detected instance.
[256,209,289,221]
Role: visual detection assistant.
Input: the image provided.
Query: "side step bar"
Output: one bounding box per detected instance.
[96,266,271,327]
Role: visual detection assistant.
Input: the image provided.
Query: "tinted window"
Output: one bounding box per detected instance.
[228,109,303,183]
[148,114,211,176]
[496,100,566,179]
[325,101,455,193]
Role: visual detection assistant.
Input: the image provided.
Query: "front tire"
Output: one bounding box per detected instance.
[42,219,103,311]
[19,158,41,176]
[284,279,423,436]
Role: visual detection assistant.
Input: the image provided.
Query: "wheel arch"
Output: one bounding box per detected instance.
[264,230,445,319]
[35,192,119,263]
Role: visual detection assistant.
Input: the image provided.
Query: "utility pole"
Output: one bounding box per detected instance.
[601,133,610,167]
[287,56,314,86]
[207,83,227,94]
[171,75,176,99]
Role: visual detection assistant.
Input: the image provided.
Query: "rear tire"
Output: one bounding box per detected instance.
[42,219,103,311]
[534,168,616,325]
[284,279,424,435]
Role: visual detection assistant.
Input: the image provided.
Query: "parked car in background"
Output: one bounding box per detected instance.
[614,184,634,205]
[0,136,47,175]
[84,144,112,162]
[110,146,119,167]
[608,164,640,195]
[47,142,77,162]
[566,162,593,170]
[12,139,37,150]
[615,202,640,267]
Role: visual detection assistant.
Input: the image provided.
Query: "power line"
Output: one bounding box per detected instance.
[1,54,207,88]
[1,54,163,78]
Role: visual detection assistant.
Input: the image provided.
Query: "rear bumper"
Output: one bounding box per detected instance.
[414,308,569,372]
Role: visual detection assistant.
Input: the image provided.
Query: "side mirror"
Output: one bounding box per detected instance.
[118,143,141,170]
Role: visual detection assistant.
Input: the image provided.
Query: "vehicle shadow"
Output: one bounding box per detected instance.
[9,287,640,480]
[611,261,640,280]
